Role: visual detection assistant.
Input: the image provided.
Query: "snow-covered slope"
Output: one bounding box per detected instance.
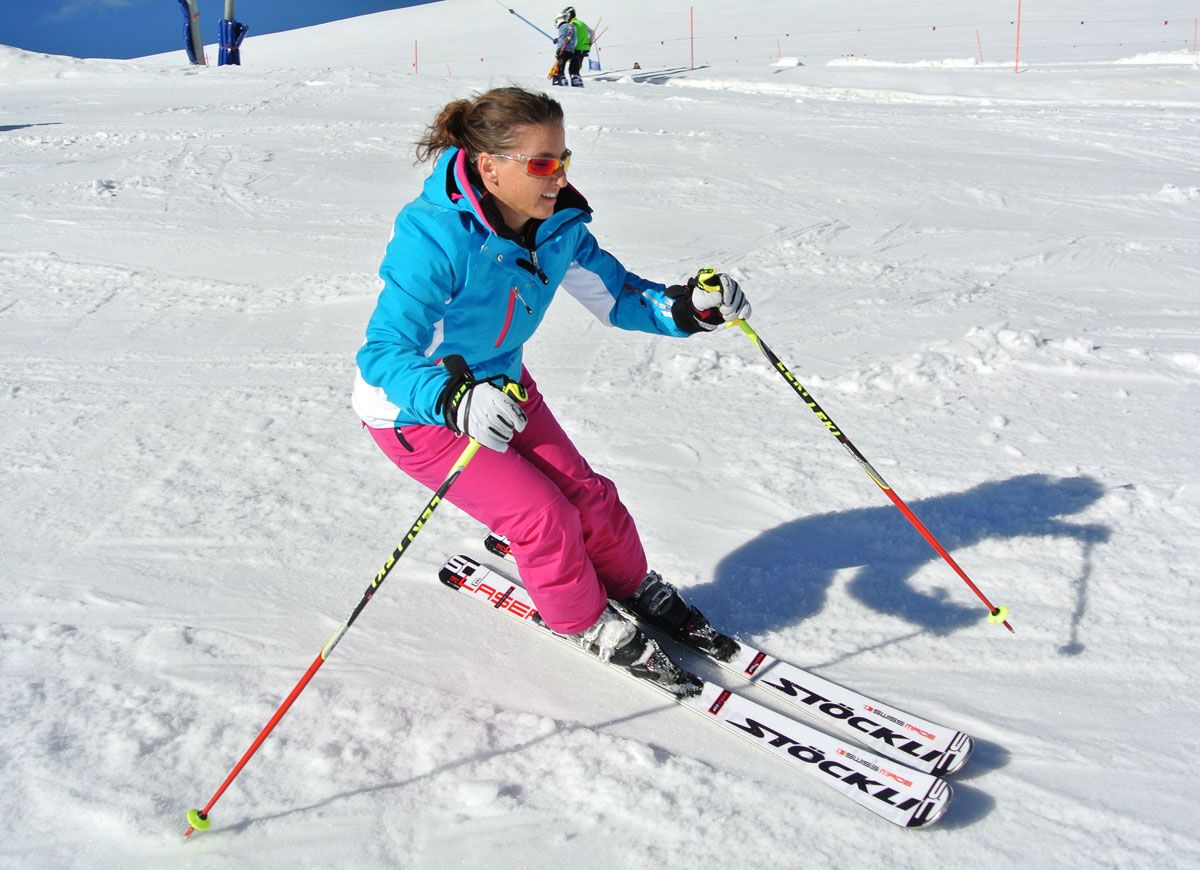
[2,1,1200,867]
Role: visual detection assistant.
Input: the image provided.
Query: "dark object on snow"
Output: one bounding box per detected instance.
[219,18,249,66]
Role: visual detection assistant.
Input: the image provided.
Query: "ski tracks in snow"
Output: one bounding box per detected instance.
[4,32,1200,867]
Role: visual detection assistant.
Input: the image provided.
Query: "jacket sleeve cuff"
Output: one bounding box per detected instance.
[670,296,705,334]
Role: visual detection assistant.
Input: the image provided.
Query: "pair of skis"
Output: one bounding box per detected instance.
[440,542,974,829]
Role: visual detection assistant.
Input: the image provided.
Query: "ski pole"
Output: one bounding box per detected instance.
[702,273,1012,632]
[491,0,557,42]
[183,382,527,838]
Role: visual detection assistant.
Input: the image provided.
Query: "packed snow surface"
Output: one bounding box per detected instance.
[2,1,1199,867]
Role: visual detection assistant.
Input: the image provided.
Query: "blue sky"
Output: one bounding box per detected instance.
[0,0,439,59]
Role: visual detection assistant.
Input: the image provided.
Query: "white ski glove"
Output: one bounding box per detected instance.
[438,356,528,453]
[666,269,752,333]
[452,381,527,452]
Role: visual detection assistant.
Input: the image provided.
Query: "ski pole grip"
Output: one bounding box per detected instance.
[502,381,528,403]
[696,267,720,291]
[445,354,526,403]
[697,267,752,329]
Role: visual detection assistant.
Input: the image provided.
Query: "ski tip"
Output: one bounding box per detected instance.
[907,778,953,828]
[932,733,974,777]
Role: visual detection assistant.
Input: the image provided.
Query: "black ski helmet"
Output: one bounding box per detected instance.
[561,6,576,20]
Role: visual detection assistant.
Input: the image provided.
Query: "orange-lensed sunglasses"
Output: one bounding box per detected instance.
[492,149,572,177]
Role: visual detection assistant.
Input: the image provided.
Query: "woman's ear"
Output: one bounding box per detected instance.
[477,153,500,187]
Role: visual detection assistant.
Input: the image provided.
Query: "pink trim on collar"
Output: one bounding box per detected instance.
[454,150,494,234]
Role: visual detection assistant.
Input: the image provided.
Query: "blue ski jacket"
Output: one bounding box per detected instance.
[555,21,576,54]
[353,147,688,429]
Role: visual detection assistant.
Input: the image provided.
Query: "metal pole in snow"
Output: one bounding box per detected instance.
[185,0,205,65]
[976,30,984,63]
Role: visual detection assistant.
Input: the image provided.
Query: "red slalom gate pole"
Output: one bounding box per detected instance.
[690,6,695,69]
[181,415,512,836]
[1014,0,1023,74]
[724,311,1013,632]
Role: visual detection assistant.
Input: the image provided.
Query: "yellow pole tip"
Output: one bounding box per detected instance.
[186,808,212,831]
[988,606,1010,624]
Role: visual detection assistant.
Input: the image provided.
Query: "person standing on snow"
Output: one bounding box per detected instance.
[352,87,751,694]
[550,8,576,86]
[552,7,591,88]
[565,7,592,87]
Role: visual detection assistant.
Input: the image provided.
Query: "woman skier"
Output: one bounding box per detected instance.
[352,86,751,694]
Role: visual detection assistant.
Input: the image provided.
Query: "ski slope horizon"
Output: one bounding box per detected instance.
[2,0,1200,867]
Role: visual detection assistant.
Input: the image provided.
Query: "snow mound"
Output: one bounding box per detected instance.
[1153,183,1200,203]
[1113,50,1200,65]
[0,43,127,81]
[828,326,1108,394]
[827,57,982,69]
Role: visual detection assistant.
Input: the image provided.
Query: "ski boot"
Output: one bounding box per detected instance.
[570,74,584,87]
[619,572,739,662]
[562,604,702,697]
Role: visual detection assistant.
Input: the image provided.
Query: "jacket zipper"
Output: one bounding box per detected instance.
[496,286,533,348]
[495,288,518,347]
[496,242,541,348]
[517,252,550,285]
[529,249,549,285]
[514,287,533,314]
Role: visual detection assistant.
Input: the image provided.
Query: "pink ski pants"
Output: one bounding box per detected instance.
[367,369,647,634]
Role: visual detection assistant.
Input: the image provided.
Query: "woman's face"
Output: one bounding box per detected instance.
[477,122,570,232]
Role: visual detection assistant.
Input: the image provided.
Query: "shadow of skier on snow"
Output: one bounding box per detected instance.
[589,64,708,85]
[687,473,1109,640]
[0,123,62,133]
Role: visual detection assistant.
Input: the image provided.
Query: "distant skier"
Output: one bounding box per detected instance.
[550,8,574,86]
[568,8,592,85]
[353,86,751,694]
[552,6,590,87]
